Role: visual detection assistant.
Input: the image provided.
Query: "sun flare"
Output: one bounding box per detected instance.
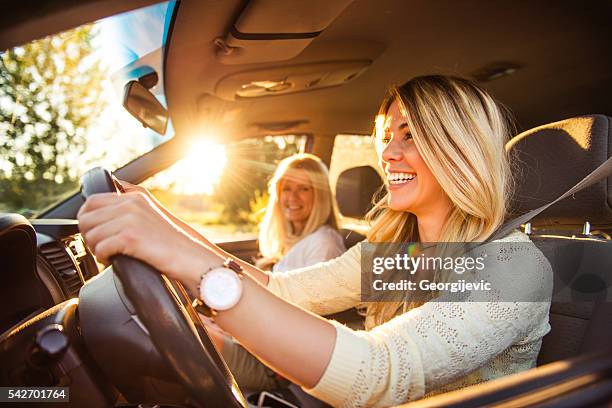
[178,140,227,194]
[148,139,227,195]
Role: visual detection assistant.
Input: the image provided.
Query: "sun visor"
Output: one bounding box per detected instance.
[215,60,371,100]
[215,0,354,64]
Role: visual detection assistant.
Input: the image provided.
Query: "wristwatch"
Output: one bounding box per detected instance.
[193,258,244,317]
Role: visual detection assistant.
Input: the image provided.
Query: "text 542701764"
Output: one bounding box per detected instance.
[0,387,69,402]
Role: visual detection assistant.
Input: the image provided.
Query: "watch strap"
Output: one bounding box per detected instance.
[224,258,244,276]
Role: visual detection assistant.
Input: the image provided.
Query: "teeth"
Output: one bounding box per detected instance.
[388,172,416,184]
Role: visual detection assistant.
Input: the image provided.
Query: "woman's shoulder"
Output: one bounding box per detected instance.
[492,229,530,243]
[486,229,548,266]
[478,229,553,301]
[304,225,345,245]
[490,229,550,266]
[274,225,349,272]
[293,225,347,259]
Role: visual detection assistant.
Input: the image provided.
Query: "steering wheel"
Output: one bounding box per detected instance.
[80,167,246,407]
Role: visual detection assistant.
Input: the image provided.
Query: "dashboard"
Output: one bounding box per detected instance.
[0,215,191,404]
[0,217,100,335]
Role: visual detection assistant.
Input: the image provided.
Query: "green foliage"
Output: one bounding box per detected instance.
[0,25,106,215]
[214,136,303,224]
[239,189,269,226]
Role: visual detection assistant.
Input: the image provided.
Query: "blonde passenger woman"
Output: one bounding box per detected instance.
[79,75,552,406]
[258,153,346,273]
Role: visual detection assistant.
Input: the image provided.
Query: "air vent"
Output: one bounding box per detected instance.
[40,242,84,297]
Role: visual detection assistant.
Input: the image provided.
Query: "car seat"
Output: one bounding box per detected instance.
[334,165,383,248]
[506,114,612,365]
[0,214,53,332]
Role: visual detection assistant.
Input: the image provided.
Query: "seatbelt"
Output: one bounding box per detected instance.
[487,155,612,242]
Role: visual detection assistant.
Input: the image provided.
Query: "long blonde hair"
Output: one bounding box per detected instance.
[258,153,339,264]
[366,75,515,327]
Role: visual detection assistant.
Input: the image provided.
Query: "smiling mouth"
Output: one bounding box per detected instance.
[387,172,416,185]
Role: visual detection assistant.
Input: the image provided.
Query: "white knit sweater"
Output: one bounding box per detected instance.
[267,230,552,407]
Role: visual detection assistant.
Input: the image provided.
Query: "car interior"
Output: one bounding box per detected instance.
[1,0,611,407]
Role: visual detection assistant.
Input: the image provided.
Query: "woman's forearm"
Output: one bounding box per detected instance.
[150,195,270,286]
[183,249,335,389]
[215,275,336,388]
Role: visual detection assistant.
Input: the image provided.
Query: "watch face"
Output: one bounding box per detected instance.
[200,267,243,310]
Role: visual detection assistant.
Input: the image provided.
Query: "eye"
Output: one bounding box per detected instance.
[380,130,392,145]
[403,132,413,141]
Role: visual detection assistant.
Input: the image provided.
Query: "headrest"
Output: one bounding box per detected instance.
[335,166,383,218]
[0,213,37,251]
[507,115,612,227]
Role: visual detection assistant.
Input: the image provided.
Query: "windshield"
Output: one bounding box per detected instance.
[0,1,176,217]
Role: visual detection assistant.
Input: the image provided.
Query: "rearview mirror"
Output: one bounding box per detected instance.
[123,80,169,135]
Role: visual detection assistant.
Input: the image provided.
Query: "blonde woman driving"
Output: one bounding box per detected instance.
[78,75,552,407]
[258,153,346,273]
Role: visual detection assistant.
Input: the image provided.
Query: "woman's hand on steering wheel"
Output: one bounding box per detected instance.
[114,179,219,251]
[77,191,219,294]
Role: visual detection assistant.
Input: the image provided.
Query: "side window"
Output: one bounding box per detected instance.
[142,135,307,242]
[329,134,383,227]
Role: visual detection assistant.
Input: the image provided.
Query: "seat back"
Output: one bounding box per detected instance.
[0,213,49,332]
[531,236,612,365]
[507,115,612,365]
[334,165,383,248]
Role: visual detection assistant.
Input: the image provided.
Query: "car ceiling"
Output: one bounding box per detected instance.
[165,0,612,143]
[2,0,611,144]
[0,0,161,50]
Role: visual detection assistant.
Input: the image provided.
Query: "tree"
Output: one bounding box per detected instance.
[0,25,106,214]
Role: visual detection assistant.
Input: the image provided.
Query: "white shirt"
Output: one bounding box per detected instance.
[272,225,347,273]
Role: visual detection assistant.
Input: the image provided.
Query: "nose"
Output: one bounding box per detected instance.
[288,189,302,201]
[381,137,403,164]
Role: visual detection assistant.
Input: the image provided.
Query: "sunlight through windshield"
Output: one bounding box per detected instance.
[146,140,228,195]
